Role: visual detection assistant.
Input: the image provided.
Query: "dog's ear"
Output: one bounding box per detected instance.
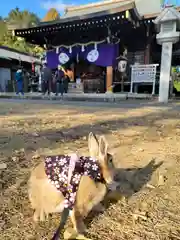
[99,135,108,158]
[88,132,99,158]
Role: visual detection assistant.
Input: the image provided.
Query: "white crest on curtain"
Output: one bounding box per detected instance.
[87,49,99,62]
[58,52,69,64]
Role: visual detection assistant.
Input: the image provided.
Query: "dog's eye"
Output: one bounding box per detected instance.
[108,158,113,166]
[107,153,113,166]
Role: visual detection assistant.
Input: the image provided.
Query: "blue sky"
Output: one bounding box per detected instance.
[0,0,100,18]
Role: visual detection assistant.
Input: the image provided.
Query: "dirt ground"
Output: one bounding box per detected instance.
[1,100,180,240]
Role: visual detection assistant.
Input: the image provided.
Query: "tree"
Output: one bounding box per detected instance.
[7,7,40,29]
[0,9,44,57]
[42,8,60,22]
[0,17,7,41]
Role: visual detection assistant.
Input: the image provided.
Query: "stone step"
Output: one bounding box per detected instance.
[68,87,83,93]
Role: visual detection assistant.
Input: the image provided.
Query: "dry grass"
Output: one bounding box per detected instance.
[1,101,180,239]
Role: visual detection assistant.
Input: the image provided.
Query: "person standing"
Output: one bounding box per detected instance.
[15,67,24,95]
[55,66,65,97]
[41,62,52,96]
[63,74,69,93]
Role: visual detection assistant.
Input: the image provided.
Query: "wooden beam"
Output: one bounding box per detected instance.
[144,24,150,64]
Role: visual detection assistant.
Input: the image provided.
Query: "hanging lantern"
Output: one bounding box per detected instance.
[94,42,97,50]
[56,47,59,54]
[32,61,35,72]
[69,46,72,53]
[107,37,110,43]
[118,58,127,73]
[125,10,129,19]
[81,45,85,52]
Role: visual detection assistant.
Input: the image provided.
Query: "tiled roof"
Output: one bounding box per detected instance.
[37,0,139,27]
[64,0,134,18]
[64,0,163,19]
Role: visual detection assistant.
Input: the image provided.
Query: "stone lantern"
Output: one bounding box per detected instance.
[154,6,180,103]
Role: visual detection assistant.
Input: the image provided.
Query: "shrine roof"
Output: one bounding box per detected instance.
[63,0,134,19]
[38,0,140,27]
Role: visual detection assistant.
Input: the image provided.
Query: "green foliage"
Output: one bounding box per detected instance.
[7,7,40,29]
[0,18,7,41]
[0,9,44,57]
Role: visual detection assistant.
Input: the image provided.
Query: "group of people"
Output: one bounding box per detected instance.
[40,62,70,97]
[15,62,70,97]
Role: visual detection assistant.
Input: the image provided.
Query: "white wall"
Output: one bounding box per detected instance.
[0,68,11,92]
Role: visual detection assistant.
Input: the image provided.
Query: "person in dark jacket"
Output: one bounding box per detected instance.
[55,66,65,97]
[15,68,24,95]
[63,74,69,93]
[41,62,52,95]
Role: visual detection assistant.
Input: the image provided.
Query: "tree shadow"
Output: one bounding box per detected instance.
[38,105,178,148]
[85,159,163,228]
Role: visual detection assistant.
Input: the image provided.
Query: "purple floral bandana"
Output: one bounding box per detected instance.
[45,155,103,209]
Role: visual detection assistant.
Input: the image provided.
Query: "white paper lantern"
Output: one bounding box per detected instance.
[118,60,127,73]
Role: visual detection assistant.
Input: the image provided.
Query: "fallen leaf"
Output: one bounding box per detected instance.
[0,163,7,169]
[32,132,39,137]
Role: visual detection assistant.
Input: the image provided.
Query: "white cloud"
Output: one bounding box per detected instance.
[41,0,73,12]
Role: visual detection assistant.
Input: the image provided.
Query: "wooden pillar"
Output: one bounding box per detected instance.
[70,63,75,82]
[106,66,113,92]
[144,24,150,64]
[145,44,150,64]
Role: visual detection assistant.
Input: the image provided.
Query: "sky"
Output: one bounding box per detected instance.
[0,0,180,19]
[0,0,100,19]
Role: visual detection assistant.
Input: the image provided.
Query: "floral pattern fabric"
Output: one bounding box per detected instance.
[45,155,103,209]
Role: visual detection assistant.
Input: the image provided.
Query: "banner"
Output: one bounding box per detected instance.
[46,44,119,69]
[81,44,118,67]
[46,47,74,69]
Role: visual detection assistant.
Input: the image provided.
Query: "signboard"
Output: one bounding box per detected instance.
[130,64,159,94]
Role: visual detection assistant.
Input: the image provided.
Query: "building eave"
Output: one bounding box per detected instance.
[16,1,141,31]
[63,0,141,19]
[14,1,142,47]
[0,46,41,64]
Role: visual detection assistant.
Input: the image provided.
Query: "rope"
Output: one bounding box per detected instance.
[52,39,106,49]
[47,38,120,53]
